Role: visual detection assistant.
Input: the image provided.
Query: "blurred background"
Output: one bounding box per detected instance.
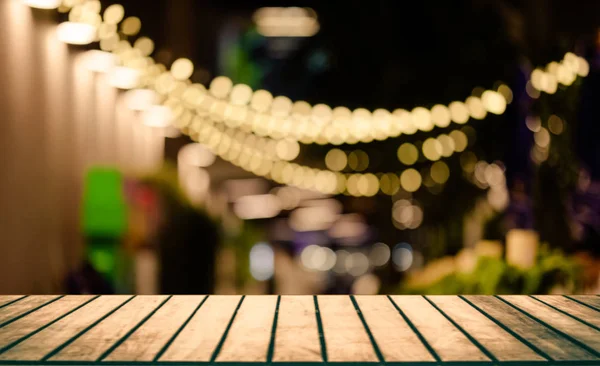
[1,0,599,296]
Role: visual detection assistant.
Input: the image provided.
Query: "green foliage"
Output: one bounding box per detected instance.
[399,245,582,295]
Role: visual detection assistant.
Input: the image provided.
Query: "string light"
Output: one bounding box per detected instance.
[56,22,96,45]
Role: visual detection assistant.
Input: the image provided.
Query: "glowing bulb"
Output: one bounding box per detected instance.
[210,76,234,99]
[123,89,158,111]
[103,4,125,25]
[56,22,96,45]
[21,0,61,9]
[171,58,194,81]
[400,169,422,192]
[108,66,140,89]
[82,50,116,73]
[142,105,174,128]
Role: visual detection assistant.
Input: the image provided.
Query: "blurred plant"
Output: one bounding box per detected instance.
[398,244,582,295]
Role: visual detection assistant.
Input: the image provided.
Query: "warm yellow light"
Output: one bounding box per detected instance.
[397,143,418,165]
[400,169,422,192]
[548,115,564,135]
[465,96,487,120]
[577,57,589,77]
[497,84,513,104]
[357,173,379,197]
[251,89,273,112]
[379,173,400,196]
[209,76,234,99]
[449,130,468,152]
[133,37,154,56]
[276,138,300,161]
[348,150,369,171]
[82,50,116,73]
[124,89,158,111]
[481,90,506,115]
[437,134,455,157]
[121,16,141,36]
[447,101,469,125]
[430,161,450,184]
[411,107,433,131]
[22,0,61,9]
[430,104,451,128]
[230,84,253,105]
[103,4,124,24]
[325,149,347,172]
[56,22,96,45]
[170,58,194,81]
[271,96,293,117]
[108,66,140,89]
[142,105,174,127]
[422,138,442,161]
[534,127,550,148]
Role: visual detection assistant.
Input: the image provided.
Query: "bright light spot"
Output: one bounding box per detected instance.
[251,90,273,112]
[133,37,154,56]
[392,200,423,230]
[448,101,470,124]
[449,130,468,152]
[345,252,369,277]
[178,143,216,168]
[548,115,564,135]
[230,84,253,105]
[465,96,487,120]
[497,84,513,104]
[57,22,96,45]
[103,4,124,24]
[171,58,194,81]
[400,169,422,192]
[411,107,433,131]
[348,150,369,171]
[179,167,210,205]
[22,0,61,9]
[234,194,282,220]
[422,138,443,161]
[397,143,419,165]
[121,16,141,36]
[430,104,451,128]
[430,161,450,184]
[108,66,141,89]
[325,149,347,171]
[525,81,541,99]
[250,243,274,281]
[301,245,336,271]
[437,134,455,157]
[289,205,339,232]
[352,274,381,295]
[577,57,589,77]
[328,214,368,239]
[82,50,116,73]
[392,243,413,271]
[488,186,509,211]
[123,89,158,111]
[276,138,300,161]
[481,90,507,115]
[142,105,174,127]
[254,7,320,37]
[357,173,379,197]
[369,243,391,266]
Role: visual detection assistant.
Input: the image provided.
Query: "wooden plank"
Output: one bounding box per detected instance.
[103,295,204,362]
[317,295,378,363]
[428,296,544,362]
[159,296,242,362]
[0,296,95,351]
[501,295,600,353]
[0,295,131,361]
[0,296,25,308]
[355,296,435,363]
[215,295,277,363]
[272,296,322,363]
[569,295,600,310]
[390,295,489,362]
[466,296,598,362]
[0,295,59,326]
[535,296,600,328]
[49,295,168,361]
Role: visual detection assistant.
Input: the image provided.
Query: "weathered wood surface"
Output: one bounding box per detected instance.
[0,295,597,364]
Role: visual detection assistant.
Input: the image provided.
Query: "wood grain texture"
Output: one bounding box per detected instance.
[317,295,378,363]
[0,295,59,326]
[215,295,278,363]
[428,295,544,362]
[569,295,600,310]
[0,296,25,308]
[534,295,600,328]
[0,296,95,352]
[390,295,489,363]
[103,295,204,362]
[501,295,600,353]
[466,296,598,362]
[159,296,241,362]
[0,295,130,361]
[50,295,167,361]
[272,296,322,363]
[355,296,435,363]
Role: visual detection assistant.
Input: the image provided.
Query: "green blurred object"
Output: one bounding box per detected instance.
[82,167,128,237]
[399,245,582,295]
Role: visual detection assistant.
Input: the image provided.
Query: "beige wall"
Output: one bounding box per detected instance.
[0,0,164,293]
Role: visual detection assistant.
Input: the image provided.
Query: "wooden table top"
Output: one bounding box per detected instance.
[0,295,598,365]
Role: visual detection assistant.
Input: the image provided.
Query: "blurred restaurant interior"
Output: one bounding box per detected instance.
[0,0,599,296]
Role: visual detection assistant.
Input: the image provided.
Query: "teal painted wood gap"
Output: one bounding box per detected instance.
[0,295,599,365]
